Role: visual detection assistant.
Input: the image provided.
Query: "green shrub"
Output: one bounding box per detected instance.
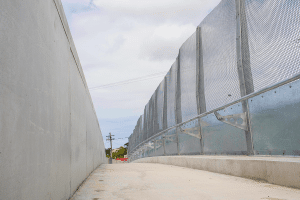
[112,146,127,159]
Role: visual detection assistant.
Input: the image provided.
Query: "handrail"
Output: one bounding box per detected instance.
[129,73,300,155]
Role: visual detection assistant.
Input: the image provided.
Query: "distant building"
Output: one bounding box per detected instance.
[112,146,124,153]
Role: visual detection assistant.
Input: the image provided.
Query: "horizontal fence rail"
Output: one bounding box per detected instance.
[128,0,300,161]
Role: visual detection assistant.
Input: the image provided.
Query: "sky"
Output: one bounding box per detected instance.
[60,0,222,149]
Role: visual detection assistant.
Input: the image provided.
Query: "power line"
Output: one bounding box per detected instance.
[89,71,167,90]
[88,66,197,91]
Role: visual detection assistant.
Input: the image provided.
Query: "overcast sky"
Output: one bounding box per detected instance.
[60,0,221,149]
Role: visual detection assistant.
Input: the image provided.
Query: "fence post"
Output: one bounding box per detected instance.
[176,127,180,155]
[153,88,159,136]
[137,117,141,146]
[175,53,182,155]
[154,140,156,156]
[235,0,254,155]
[175,54,182,124]
[196,27,206,154]
[149,97,154,138]
[143,107,147,142]
[163,136,166,156]
[163,77,168,130]
[140,115,144,147]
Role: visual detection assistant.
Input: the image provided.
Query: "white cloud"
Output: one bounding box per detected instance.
[93,0,220,15]
[62,0,91,4]
[61,0,222,147]
[140,23,196,60]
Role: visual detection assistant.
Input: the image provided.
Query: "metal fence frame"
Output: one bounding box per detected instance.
[128,0,300,159]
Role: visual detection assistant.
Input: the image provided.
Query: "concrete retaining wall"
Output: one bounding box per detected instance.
[0,0,106,199]
[132,156,300,189]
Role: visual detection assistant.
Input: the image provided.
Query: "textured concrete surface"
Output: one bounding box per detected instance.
[71,163,300,200]
[0,0,106,199]
[132,155,300,189]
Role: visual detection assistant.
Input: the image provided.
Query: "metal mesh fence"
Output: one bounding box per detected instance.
[155,80,165,134]
[179,32,198,122]
[136,117,141,145]
[148,93,155,138]
[139,115,144,143]
[132,125,136,150]
[244,0,300,91]
[129,0,300,157]
[166,62,177,128]
[143,103,149,141]
[199,0,241,111]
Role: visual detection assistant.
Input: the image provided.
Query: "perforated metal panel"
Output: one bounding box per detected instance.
[164,128,178,155]
[244,0,300,91]
[249,78,300,156]
[138,116,142,145]
[178,119,201,155]
[143,103,149,140]
[135,117,141,146]
[180,32,198,122]
[148,93,156,138]
[201,102,247,155]
[132,128,136,150]
[129,0,300,161]
[155,80,165,134]
[166,63,177,128]
[154,135,164,156]
[139,115,144,144]
[199,0,241,111]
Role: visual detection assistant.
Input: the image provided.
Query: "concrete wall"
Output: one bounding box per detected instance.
[133,156,300,189]
[0,0,106,199]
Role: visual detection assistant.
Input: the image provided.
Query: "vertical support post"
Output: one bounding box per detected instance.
[143,107,147,142]
[154,140,156,156]
[235,0,254,155]
[163,77,168,130]
[141,116,144,145]
[147,100,153,139]
[146,146,149,158]
[176,127,180,155]
[175,54,182,124]
[163,136,166,156]
[141,115,144,145]
[153,88,159,136]
[152,97,155,137]
[149,97,153,138]
[196,27,206,154]
[146,103,150,140]
[196,27,207,115]
[175,53,182,155]
[133,129,136,151]
[137,117,140,146]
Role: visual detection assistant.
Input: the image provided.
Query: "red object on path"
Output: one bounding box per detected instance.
[116,158,128,161]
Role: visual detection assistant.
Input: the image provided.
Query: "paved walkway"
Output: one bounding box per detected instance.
[71,163,300,200]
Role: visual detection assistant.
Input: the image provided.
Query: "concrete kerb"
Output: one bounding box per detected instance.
[131,155,300,189]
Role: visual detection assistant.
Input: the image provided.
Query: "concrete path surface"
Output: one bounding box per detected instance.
[71,163,300,200]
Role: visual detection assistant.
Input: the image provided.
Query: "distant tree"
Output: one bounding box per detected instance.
[112,146,127,159]
[105,148,111,158]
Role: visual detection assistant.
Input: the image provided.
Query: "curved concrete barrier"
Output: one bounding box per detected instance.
[132,155,300,189]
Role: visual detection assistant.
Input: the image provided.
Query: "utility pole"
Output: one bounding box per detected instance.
[106,132,115,159]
